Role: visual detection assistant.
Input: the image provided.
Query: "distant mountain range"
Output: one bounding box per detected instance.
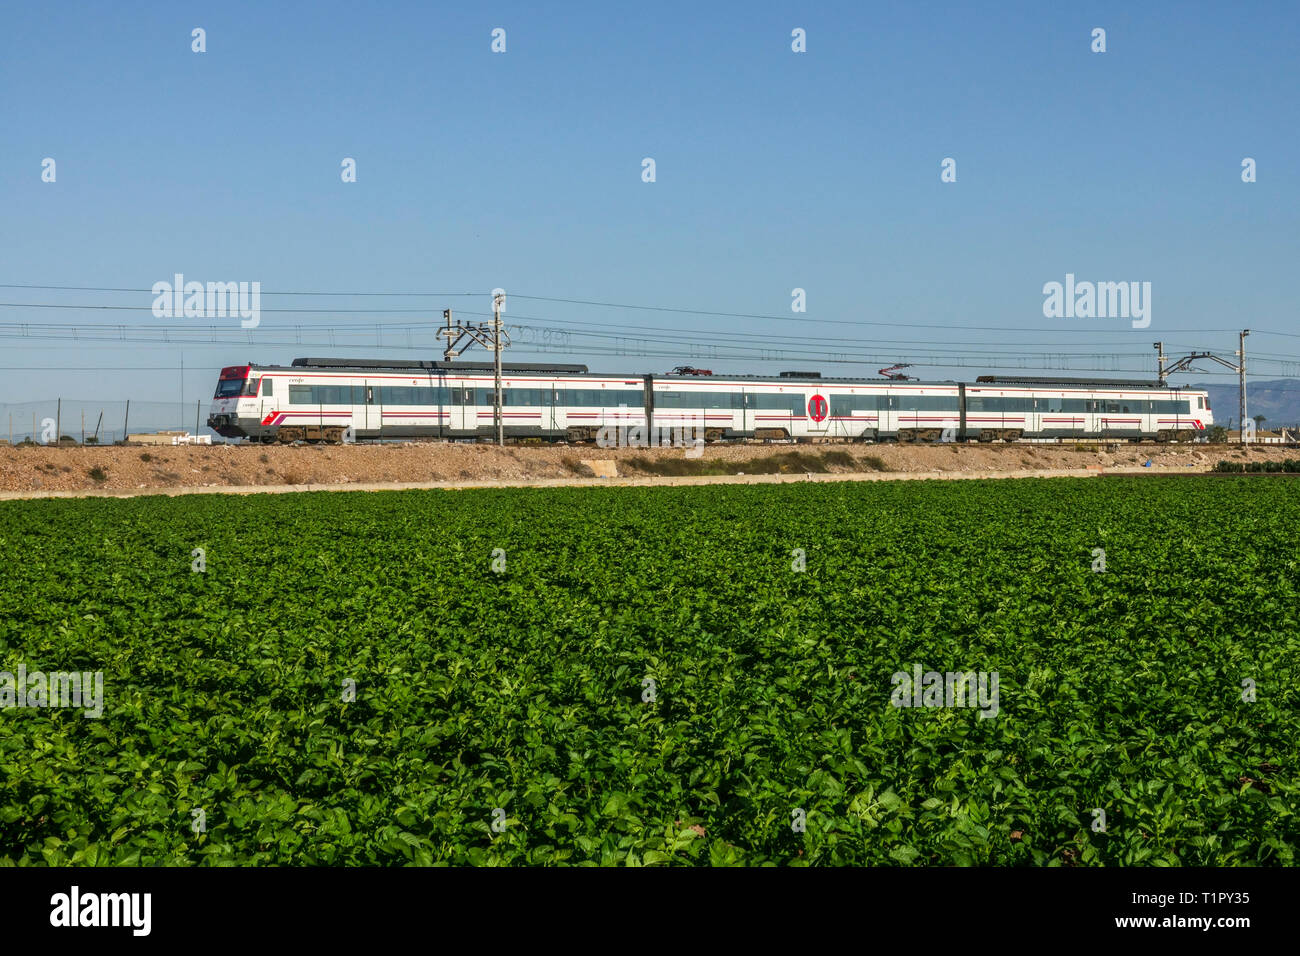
[1190,380,1300,429]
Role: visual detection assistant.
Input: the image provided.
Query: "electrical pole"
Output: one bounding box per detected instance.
[1154,341,1166,385]
[1239,329,1250,444]
[1146,336,1253,445]
[441,309,458,361]
[436,299,511,443]
[493,291,504,446]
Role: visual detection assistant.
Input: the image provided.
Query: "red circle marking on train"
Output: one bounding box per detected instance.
[808,394,828,422]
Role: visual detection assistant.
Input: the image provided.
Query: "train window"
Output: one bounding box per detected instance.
[565,388,618,407]
[656,391,726,408]
[261,379,273,397]
[968,396,1035,412]
[751,393,806,414]
[288,385,311,404]
[1198,397,1204,409]
[506,388,553,406]
[243,378,260,397]
[903,396,958,411]
[831,394,884,414]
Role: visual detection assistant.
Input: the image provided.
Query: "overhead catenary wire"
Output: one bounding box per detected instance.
[0,286,1284,337]
[1,284,1295,387]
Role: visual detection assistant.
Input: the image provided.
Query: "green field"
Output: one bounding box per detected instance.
[1,477,1297,866]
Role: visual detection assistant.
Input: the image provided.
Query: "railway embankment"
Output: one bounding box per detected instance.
[0,441,1293,497]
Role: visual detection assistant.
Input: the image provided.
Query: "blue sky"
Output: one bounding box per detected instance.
[2,1,1297,432]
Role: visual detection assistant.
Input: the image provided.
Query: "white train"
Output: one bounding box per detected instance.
[207,358,1213,443]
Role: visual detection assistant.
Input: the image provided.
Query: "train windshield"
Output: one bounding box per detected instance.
[215,379,244,398]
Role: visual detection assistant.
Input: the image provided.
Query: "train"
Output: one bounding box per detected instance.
[207,358,1213,444]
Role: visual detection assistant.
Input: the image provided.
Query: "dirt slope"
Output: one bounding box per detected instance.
[0,441,1288,496]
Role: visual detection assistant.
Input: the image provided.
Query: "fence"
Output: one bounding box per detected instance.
[0,399,215,445]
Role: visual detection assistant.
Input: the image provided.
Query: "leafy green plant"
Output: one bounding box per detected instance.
[0,478,1296,866]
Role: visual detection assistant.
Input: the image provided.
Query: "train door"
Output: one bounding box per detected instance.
[1086,398,1102,437]
[447,385,467,437]
[255,375,271,425]
[362,381,382,438]
[448,382,473,435]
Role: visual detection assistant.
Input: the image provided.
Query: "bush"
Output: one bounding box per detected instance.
[139,453,153,462]
[87,467,107,482]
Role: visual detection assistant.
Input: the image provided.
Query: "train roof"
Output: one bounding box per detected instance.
[238,359,1201,391]
[288,357,590,373]
[975,375,1166,388]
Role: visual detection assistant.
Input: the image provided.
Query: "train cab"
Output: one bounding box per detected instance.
[208,366,262,438]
